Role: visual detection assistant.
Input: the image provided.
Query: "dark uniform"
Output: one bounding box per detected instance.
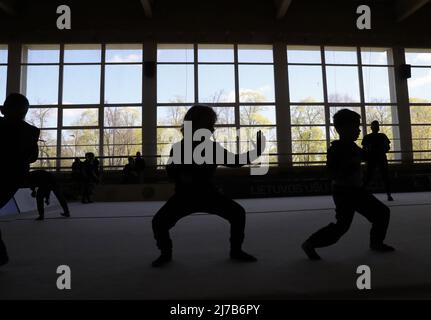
[0,117,40,265]
[28,170,70,220]
[362,132,392,198]
[152,140,253,256]
[305,140,390,249]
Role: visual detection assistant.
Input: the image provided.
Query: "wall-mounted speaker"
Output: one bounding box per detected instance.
[399,64,411,79]
[144,61,156,78]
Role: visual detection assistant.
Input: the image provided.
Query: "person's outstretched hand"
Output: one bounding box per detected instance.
[254,130,266,157]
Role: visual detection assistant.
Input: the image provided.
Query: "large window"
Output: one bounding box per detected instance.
[287,46,400,165]
[0,45,8,105]
[157,44,277,166]
[21,44,143,170]
[406,49,431,162]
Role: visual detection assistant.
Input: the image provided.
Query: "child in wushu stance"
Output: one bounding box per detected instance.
[302,109,395,260]
[152,104,265,267]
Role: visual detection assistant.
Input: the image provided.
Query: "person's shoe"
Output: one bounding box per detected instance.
[152,252,172,267]
[387,195,394,201]
[370,243,395,252]
[61,212,70,218]
[35,216,44,221]
[230,250,257,262]
[302,241,321,260]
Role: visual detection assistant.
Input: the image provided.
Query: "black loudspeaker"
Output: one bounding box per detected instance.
[399,64,411,79]
[144,61,156,78]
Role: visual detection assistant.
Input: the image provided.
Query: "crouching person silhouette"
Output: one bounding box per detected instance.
[302,109,394,260]
[151,104,266,267]
[28,170,70,221]
[0,93,40,266]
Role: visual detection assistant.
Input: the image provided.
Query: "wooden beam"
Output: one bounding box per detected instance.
[140,0,153,18]
[397,0,430,21]
[275,0,293,20]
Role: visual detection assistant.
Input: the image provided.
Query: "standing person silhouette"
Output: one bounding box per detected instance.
[81,152,99,203]
[0,93,40,266]
[362,120,393,201]
[28,170,71,221]
[151,104,265,267]
[302,109,394,260]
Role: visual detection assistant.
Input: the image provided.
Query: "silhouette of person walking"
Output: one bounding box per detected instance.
[28,170,70,220]
[302,109,394,260]
[0,93,40,266]
[151,104,265,267]
[362,120,393,201]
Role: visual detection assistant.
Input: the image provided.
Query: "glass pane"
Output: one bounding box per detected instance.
[239,127,277,152]
[27,108,58,128]
[412,126,431,154]
[198,44,234,62]
[290,105,325,125]
[157,106,189,126]
[361,48,391,65]
[238,45,273,63]
[104,128,142,167]
[105,65,142,103]
[408,67,431,102]
[35,130,57,169]
[0,45,8,63]
[405,49,431,66]
[325,47,357,64]
[292,125,327,164]
[240,105,276,125]
[105,44,142,63]
[64,44,101,63]
[365,105,397,125]
[157,128,183,161]
[362,67,393,103]
[0,66,6,104]
[157,44,194,63]
[104,106,142,127]
[239,65,275,102]
[213,107,235,125]
[213,127,237,153]
[63,65,100,104]
[61,129,99,157]
[410,105,431,124]
[22,45,60,64]
[198,65,235,102]
[63,108,99,127]
[326,66,360,102]
[23,65,59,105]
[288,65,323,102]
[157,64,194,103]
[287,46,321,64]
[330,106,362,124]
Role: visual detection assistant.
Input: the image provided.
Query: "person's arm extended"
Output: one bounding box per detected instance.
[216,130,266,168]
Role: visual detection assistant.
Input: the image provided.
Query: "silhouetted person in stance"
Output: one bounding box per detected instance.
[123,156,139,184]
[135,152,146,182]
[362,120,393,201]
[302,109,394,260]
[28,170,70,221]
[151,104,265,267]
[0,93,40,266]
[81,152,99,203]
[71,157,83,199]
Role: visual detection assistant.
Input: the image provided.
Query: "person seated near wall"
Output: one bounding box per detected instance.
[28,170,70,221]
[123,156,139,184]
